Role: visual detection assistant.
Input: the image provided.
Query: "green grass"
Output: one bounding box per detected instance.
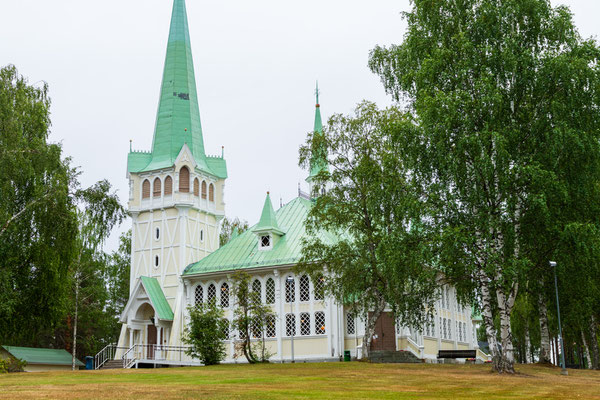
[0,362,599,399]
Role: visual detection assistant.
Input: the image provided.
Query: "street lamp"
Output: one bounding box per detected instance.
[286,275,295,363]
[550,261,568,376]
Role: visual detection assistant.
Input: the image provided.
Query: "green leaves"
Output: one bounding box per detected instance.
[183,301,228,366]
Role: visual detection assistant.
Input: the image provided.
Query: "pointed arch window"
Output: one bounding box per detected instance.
[164,176,173,195]
[252,279,262,301]
[299,275,310,302]
[314,274,325,301]
[142,179,150,199]
[153,178,162,198]
[179,166,190,193]
[209,183,215,202]
[207,283,216,303]
[193,178,200,197]
[194,286,203,306]
[266,278,275,304]
[201,181,207,199]
[220,283,229,308]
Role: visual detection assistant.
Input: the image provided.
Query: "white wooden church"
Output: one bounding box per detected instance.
[104,0,488,368]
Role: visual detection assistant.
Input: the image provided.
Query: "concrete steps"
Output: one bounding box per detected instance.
[100,360,124,369]
[369,350,422,364]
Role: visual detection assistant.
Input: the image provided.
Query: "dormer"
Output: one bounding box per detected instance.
[253,192,284,251]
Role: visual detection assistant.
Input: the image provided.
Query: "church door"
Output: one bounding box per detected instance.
[147,325,157,360]
[370,312,396,351]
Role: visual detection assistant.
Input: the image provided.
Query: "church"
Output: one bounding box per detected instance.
[108,0,488,368]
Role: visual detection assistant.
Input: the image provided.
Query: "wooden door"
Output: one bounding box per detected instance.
[147,325,157,360]
[370,312,396,351]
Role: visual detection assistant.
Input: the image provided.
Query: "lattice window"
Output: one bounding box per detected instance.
[153,178,161,197]
[209,183,215,202]
[222,321,230,339]
[251,319,262,338]
[164,176,173,195]
[463,323,467,343]
[458,322,463,342]
[193,178,199,197]
[194,285,203,306]
[448,319,452,340]
[285,314,296,336]
[266,278,275,304]
[142,179,150,199]
[201,181,207,199]
[207,283,216,303]
[299,275,310,302]
[285,277,295,303]
[346,312,355,335]
[300,312,310,336]
[260,235,270,248]
[315,311,326,335]
[220,283,229,308]
[443,318,447,339]
[314,274,325,301]
[252,279,262,301]
[179,166,190,193]
[266,315,276,338]
[439,317,442,338]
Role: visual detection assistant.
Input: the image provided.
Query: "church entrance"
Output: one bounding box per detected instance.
[147,325,157,360]
[370,312,396,351]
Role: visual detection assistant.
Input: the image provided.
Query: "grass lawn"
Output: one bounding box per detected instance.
[0,362,598,399]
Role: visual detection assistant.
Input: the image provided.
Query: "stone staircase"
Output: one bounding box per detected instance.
[99,360,123,369]
[369,350,422,364]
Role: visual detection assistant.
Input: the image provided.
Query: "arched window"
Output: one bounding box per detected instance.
[153,178,161,198]
[209,183,215,202]
[266,278,275,304]
[285,277,295,303]
[194,286,203,306]
[315,311,326,335]
[346,313,355,335]
[252,279,262,301]
[266,315,276,338]
[193,178,199,197]
[164,176,173,195]
[220,283,229,308]
[201,181,207,199]
[286,314,296,336]
[300,312,310,336]
[142,179,150,199]
[314,274,325,300]
[207,283,216,303]
[179,166,190,193]
[299,275,310,302]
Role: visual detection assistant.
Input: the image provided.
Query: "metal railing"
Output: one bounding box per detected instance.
[121,344,193,369]
[94,344,129,370]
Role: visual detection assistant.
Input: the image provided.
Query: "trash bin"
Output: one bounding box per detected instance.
[344,350,351,362]
[85,356,94,370]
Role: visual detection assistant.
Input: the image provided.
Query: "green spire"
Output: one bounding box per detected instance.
[307,82,328,181]
[253,192,283,234]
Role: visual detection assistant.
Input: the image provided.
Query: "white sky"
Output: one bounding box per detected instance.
[1,0,598,252]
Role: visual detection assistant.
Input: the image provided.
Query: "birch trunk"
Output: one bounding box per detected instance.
[496,282,517,373]
[538,295,551,364]
[478,271,500,367]
[72,273,79,371]
[524,325,532,364]
[361,297,386,360]
[590,315,600,370]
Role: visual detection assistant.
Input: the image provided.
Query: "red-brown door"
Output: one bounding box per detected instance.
[147,325,157,360]
[370,312,396,351]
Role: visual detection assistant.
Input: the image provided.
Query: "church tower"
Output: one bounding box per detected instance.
[119,0,226,350]
[306,82,329,196]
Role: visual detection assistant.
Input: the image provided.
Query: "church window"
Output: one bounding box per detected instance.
[299,275,310,302]
[314,274,325,301]
[195,286,203,306]
[221,322,230,340]
[201,181,207,199]
[193,178,199,197]
[448,319,452,340]
[300,312,310,336]
[463,323,467,342]
[458,322,463,342]
[265,278,275,304]
[179,166,190,193]
[266,315,276,338]
[252,279,262,301]
[200,230,203,242]
[156,228,160,240]
[207,283,216,303]
[260,235,271,248]
[155,255,159,268]
[209,184,215,202]
[164,176,173,195]
[285,277,295,303]
[315,312,326,335]
[285,314,296,336]
[442,318,447,339]
[142,179,150,199]
[153,178,161,197]
[220,283,229,308]
[251,319,262,338]
[346,312,355,335]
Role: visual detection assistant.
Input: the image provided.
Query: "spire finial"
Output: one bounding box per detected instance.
[315,80,320,107]
[130,139,133,152]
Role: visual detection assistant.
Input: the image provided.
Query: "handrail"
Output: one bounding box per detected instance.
[94,344,129,370]
[121,344,193,368]
[406,337,423,359]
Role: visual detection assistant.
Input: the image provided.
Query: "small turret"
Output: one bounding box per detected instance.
[253,192,285,250]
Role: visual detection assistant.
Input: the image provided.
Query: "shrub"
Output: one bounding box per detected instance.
[0,358,26,373]
[183,300,229,366]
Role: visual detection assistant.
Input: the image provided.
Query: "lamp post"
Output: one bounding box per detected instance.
[286,275,295,363]
[550,261,568,376]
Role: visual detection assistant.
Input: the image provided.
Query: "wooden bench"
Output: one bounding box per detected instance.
[438,350,477,359]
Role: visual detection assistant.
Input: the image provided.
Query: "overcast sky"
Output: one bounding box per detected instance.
[1,0,599,252]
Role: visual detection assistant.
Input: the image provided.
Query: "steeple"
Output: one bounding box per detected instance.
[127,0,226,177]
[253,192,283,235]
[307,82,328,183]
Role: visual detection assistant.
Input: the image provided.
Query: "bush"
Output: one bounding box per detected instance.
[0,358,26,373]
[183,300,229,366]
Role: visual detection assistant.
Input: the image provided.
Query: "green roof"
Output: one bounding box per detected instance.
[141,276,174,321]
[253,193,283,234]
[127,0,227,179]
[183,197,339,275]
[307,82,329,181]
[1,346,84,366]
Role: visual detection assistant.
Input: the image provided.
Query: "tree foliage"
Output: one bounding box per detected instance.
[219,217,249,247]
[183,300,228,366]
